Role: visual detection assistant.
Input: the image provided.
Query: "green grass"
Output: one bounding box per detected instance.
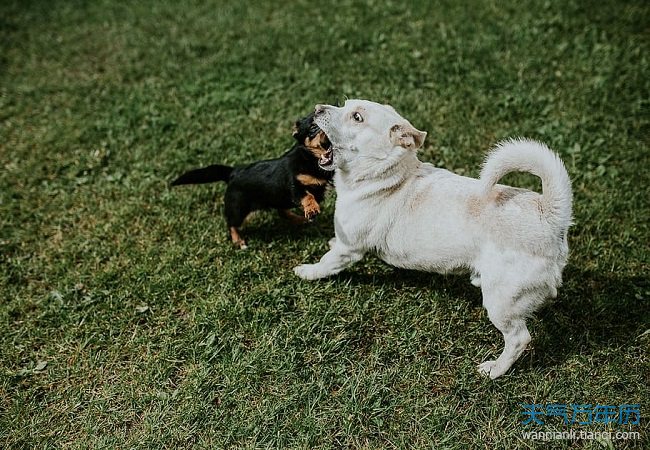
[1,0,648,448]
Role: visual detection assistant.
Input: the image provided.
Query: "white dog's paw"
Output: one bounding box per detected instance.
[328,237,337,249]
[470,275,481,287]
[293,264,327,280]
[477,360,508,379]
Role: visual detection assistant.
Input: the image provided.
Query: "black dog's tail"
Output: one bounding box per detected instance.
[171,164,234,186]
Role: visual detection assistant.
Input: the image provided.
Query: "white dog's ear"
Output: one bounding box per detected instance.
[390,123,427,150]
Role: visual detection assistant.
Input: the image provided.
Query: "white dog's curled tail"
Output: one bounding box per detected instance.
[480,138,573,227]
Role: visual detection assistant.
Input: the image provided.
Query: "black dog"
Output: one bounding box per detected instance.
[171,113,334,249]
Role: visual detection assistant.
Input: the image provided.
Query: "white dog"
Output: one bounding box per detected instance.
[293,99,573,379]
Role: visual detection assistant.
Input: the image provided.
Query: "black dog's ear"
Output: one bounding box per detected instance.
[293,118,309,141]
[390,123,427,150]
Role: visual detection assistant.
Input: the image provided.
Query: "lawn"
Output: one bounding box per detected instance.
[1,0,648,448]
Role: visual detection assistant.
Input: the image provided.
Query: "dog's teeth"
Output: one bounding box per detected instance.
[319,150,333,168]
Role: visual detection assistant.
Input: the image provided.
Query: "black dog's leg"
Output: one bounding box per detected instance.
[278,209,308,225]
[224,188,251,249]
[300,191,320,220]
[291,179,322,221]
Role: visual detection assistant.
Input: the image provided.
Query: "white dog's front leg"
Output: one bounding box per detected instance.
[294,240,364,280]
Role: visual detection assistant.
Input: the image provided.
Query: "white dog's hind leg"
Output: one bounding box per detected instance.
[293,240,365,280]
[477,293,532,379]
[478,318,531,379]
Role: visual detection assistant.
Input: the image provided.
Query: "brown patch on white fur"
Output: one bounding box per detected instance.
[491,187,527,205]
[300,192,320,220]
[389,123,427,150]
[373,181,403,198]
[468,187,528,217]
[409,187,430,210]
[296,174,328,186]
[467,197,484,217]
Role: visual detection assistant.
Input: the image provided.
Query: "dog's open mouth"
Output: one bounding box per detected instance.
[317,133,335,170]
[319,149,334,170]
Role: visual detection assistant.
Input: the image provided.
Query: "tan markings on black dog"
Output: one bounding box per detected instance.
[296,174,328,186]
[300,192,320,220]
[279,209,308,225]
[304,131,329,158]
[229,227,247,249]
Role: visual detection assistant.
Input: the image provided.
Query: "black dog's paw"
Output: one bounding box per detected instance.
[302,194,320,222]
[305,210,319,222]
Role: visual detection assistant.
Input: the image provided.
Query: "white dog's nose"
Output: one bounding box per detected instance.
[315,104,328,115]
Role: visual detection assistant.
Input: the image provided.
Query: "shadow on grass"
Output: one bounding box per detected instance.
[532,266,648,369]
[338,265,647,371]
[242,210,336,242]
[240,220,647,372]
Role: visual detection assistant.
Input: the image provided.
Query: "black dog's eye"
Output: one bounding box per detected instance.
[352,112,363,123]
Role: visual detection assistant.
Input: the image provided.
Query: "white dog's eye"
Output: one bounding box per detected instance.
[352,112,364,123]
